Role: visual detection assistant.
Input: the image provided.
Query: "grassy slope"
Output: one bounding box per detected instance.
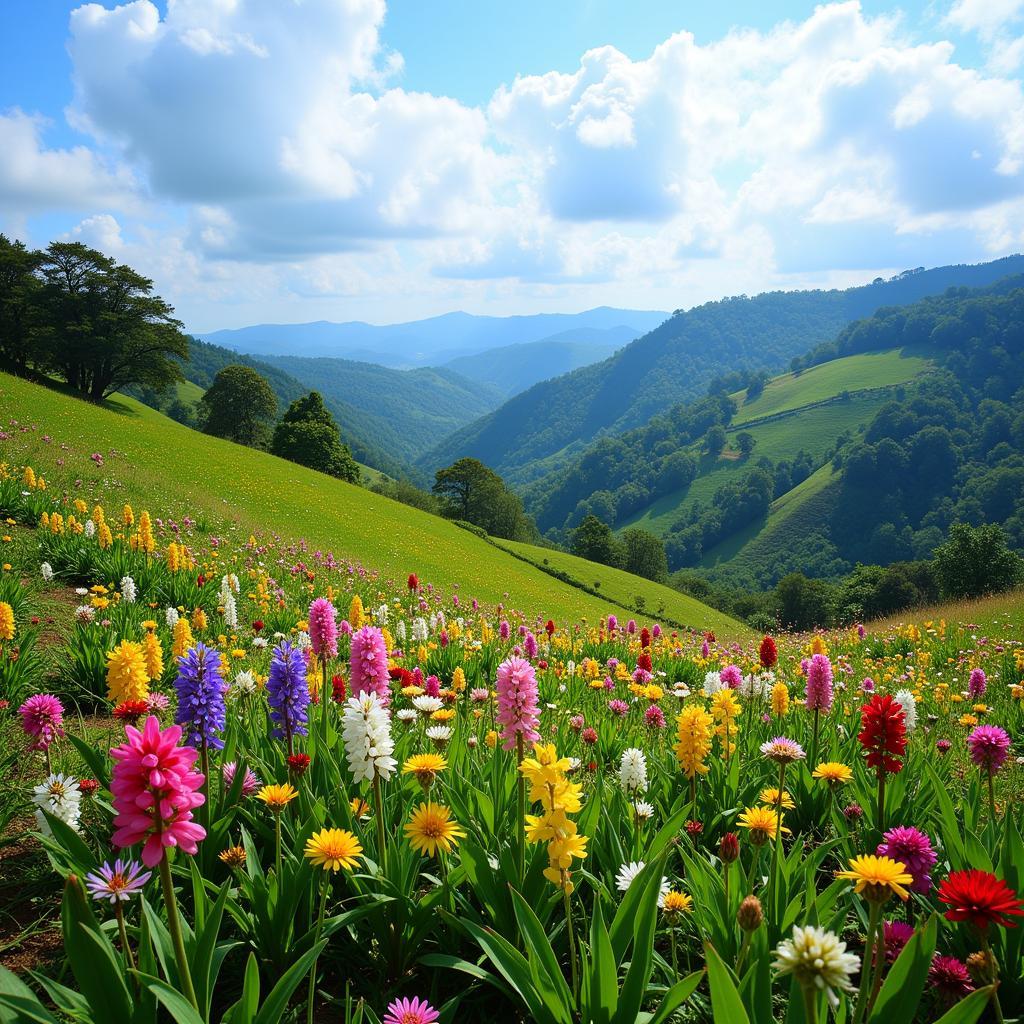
[172,379,206,405]
[1,373,744,636]
[864,589,1024,633]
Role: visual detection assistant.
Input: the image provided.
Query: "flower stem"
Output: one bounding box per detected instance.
[372,773,387,873]
[767,761,786,921]
[115,901,137,978]
[979,933,1005,1024]
[852,901,880,1024]
[986,772,997,827]
[802,982,819,1024]
[876,772,886,833]
[306,876,329,1024]
[274,812,282,876]
[516,732,526,886]
[563,881,579,1005]
[158,856,198,1012]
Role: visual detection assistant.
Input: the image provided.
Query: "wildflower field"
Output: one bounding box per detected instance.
[1,438,1024,1023]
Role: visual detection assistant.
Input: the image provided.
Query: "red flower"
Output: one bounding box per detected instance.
[78,778,100,797]
[252,620,264,633]
[407,573,419,591]
[545,619,555,637]
[703,631,716,644]
[685,820,704,838]
[197,574,206,587]
[937,870,1024,931]
[640,627,651,649]
[537,659,548,670]
[637,652,653,673]
[113,699,150,725]
[389,666,414,687]
[718,832,739,862]
[331,674,347,703]
[857,694,907,776]
[288,753,311,777]
[759,635,777,670]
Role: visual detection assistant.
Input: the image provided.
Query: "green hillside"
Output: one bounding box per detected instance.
[0,372,744,636]
[619,350,931,538]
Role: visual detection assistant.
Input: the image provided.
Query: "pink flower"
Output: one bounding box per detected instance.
[804,654,834,712]
[967,725,1011,776]
[608,699,629,717]
[349,625,391,707]
[383,996,439,1024]
[110,716,206,867]
[877,826,937,893]
[308,598,338,660]
[222,760,261,797]
[968,668,986,698]
[424,675,441,698]
[719,664,742,689]
[495,656,540,751]
[644,704,666,730]
[18,694,65,750]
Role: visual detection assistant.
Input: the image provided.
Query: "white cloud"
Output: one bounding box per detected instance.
[945,0,1024,42]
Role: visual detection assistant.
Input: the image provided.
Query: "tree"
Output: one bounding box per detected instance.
[736,432,756,457]
[272,391,359,482]
[570,515,624,568]
[932,523,1023,600]
[432,458,535,540]
[705,425,727,456]
[36,242,188,400]
[620,527,669,582]
[201,365,278,448]
[0,234,42,373]
[774,573,835,630]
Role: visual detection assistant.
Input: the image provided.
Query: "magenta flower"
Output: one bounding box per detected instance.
[18,693,65,750]
[424,674,440,698]
[524,632,538,659]
[967,724,1011,775]
[308,598,338,660]
[881,920,915,963]
[383,996,439,1024]
[499,620,510,640]
[644,704,666,730]
[804,654,834,712]
[876,825,937,893]
[222,760,261,797]
[719,664,742,689]
[607,615,617,633]
[495,655,540,751]
[350,625,391,707]
[608,699,629,717]
[85,857,151,903]
[968,668,986,698]
[110,716,206,867]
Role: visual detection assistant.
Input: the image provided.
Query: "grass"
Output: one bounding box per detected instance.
[491,538,748,636]
[0,372,744,635]
[732,349,929,424]
[864,589,1024,634]
[171,378,206,405]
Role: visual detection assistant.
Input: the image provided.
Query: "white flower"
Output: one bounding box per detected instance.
[614,861,670,906]
[41,562,54,582]
[412,695,443,715]
[232,670,257,695]
[633,800,655,821]
[411,617,428,642]
[219,575,232,605]
[672,683,690,700]
[33,774,82,835]
[84,519,96,538]
[740,673,771,699]
[75,587,89,597]
[396,708,418,723]
[773,925,858,1008]
[374,604,389,624]
[429,613,438,632]
[702,671,724,697]
[165,606,179,627]
[251,636,268,649]
[341,693,396,783]
[223,593,238,629]
[294,630,311,650]
[75,605,95,623]
[425,725,452,742]
[893,689,917,732]
[566,660,577,678]
[395,620,407,642]
[120,575,137,603]
[619,747,648,794]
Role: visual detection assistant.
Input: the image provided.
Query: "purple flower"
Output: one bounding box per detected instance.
[173,643,226,749]
[524,632,538,659]
[720,664,742,689]
[607,615,618,633]
[967,724,1011,775]
[267,641,310,741]
[222,760,261,797]
[804,654,834,712]
[876,826,937,893]
[760,736,806,765]
[608,699,629,717]
[881,920,915,962]
[968,668,986,698]
[499,619,510,640]
[644,704,666,729]
[85,858,151,903]
[18,694,65,750]
[308,598,338,660]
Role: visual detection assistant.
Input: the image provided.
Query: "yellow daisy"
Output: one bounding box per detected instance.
[813,762,854,786]
[759,787,795,810]
[662,891,694,918]
[304,828,363,872]
[836,855,912,903]
[256,783,298,812]
[736,806,790,846]
[404,802,466,857]
[402,752,448,789]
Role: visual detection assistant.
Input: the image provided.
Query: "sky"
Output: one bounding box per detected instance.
[2,0,1024,332]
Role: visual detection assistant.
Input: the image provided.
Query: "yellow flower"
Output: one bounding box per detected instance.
[219,845,247,868]
[813,762,853,786]
[431,707,456,722]
[674,705,713,778]
[836,855,912,903]
[662,890,694,917]
[404,802,466,857]
[771,682,790,717]
[403,752,447,789]
[349,594,364,629]
[350,797,371,819]
[759,787,795,810]
[106,640,150,704]
[143,632,164,681]
[736,806,789,845]
[304,828,363,872]
[485,730,498,748]
[172,617,194,659]
[0,601,14,641]
[191,607,208,632]
[257,783,298,811]
[451,666,466,692]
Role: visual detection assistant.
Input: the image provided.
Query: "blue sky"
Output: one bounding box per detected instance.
[1,0,1023,330]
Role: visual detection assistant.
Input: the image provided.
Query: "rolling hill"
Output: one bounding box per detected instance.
[197,306,668,366]
[421,255,1024,485]
[0,372,745,637]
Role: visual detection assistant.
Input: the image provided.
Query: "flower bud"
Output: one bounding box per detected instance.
[719,831,740,863]
[737,895,763,932]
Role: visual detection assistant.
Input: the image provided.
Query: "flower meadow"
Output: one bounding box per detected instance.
[0,461,1023,1024]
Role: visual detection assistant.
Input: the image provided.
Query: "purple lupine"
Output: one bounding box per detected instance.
[174,643,227,750]
[267,641,310,742]
[804,653,834,712]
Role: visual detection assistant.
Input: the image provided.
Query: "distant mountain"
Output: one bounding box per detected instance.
[195,307,668,366]
[419,255,1024,486]
[258,354,504,462]
[442,326,635,397]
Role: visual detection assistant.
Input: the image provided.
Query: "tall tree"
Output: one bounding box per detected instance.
[570,514,624,568]
[620,526,669,582]
[932,523,1023,600]
[272,391,359,482]
[37,242,188,400]
[201,365,278,448]
[432,457,535,540]
[0,234,42,373]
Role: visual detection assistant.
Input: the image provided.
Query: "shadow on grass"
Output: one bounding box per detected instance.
[1,368,142,419]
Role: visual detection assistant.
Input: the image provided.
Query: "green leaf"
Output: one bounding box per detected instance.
[645,970,703,1024]
[253,940,328,1024]
[612,861,662,1024]
[192,880,233,1020]
[418,954,513,1000]
[587,899,617,1024]
[222,953,260,1024]
[703,943,750,1024]
[509,888,573,1015]
[868,914,937,1024]
[0,967,59,1024]
[931,987,995,1024]
[136,976,204,1024]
